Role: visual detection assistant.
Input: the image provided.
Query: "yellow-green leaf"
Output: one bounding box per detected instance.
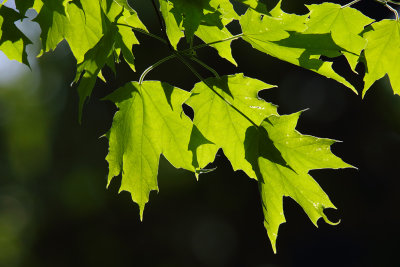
[363,19,400,96]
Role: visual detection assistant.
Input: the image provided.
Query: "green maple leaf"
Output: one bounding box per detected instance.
[304,2,374,72]
[75,25,117,121]
[240,5,356,93]
[194,24,238,65]
[0,5,31,65]
[159,0,238,64]
[113,0,134,12]
[232,0,268,14]
[187,74,352,252]
[105,81,195,219]
[186,73,277,178]
[269,1,308,32]
[362,19,400,96]
[167,0,222,40]
[101,0,147,72]
[254,113,353,252]
[159,0,183,50]
[33,0,103,63]
[32,0,69,53]
[73,0,147,120]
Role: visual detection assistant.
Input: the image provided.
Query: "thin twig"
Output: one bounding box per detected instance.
[116,23,168,44]
[385,3,400,20]
[342,0,363,8]
[190,57,220,79]
[386,0,400,5]
[375,0,400,20]
[181,34,243,54]
[139,54,177,84]
[376,0,400,5]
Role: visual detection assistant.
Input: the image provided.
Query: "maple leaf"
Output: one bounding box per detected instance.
[74,25,117,121]
[232,0,268,14]
[304,2,374,72]
[186,73,277,177]
[0,5,32,65]
[33,0,103,63]
[158,0,181,49]
[362,19,400,96]
[159,0,238,64]
[240,4,357,93]
[187,74,353,252]
[73,0,147,120]
[254,113,353,252]
[105,81,195,219]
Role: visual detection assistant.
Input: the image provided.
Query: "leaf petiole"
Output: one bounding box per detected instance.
[139,54,177,84]
[189,57,220,79]
[374,0,399,20]
[385,3,400,20]
[342,0,363,8]
[116,23,168,44]
[181,34,243,54]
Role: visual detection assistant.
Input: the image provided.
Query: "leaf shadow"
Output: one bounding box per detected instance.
[244,124,294,183]
[272,32,344,71]
[188,125,214,169]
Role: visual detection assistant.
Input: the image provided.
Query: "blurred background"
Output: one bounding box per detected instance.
[1,0,400,266]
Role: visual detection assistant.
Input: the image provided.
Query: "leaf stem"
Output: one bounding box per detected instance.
[139,54,177,84]
[116,23,168,44]
[181,34,243,54]
[385,3,400,20]
[375,0,400,20]
[189,57,220,79]
[175,54,258,127]
[386,0,400,5]
[342,0,363,8]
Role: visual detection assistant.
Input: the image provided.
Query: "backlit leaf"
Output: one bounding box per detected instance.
[256,113,352,252]
[0,5,31,65]
[362,19,400,96]
[240,5,357,93]
[186,74,277,178]
[304,2,373,72]
[105,81,195,219]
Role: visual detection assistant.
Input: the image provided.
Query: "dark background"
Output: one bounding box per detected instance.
[0,0,399,266]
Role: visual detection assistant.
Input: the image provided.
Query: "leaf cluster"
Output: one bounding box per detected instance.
[1,0,399,252]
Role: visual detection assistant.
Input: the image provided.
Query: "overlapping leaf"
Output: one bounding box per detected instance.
[73,0,147,119]
[240,3,356,92]
[186,74,352,252]
[233,0,268,14]
[10,0,147,118]
[255,113,352,252]
[0,0,370,254]
[362,19,400,96]
[159,0,238,64]
[186,74,277,176]
[105,81,195,219]
[32,0,103,63]
[74,24,117,121]
[0,5,31,65]
[304,3,374,72]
